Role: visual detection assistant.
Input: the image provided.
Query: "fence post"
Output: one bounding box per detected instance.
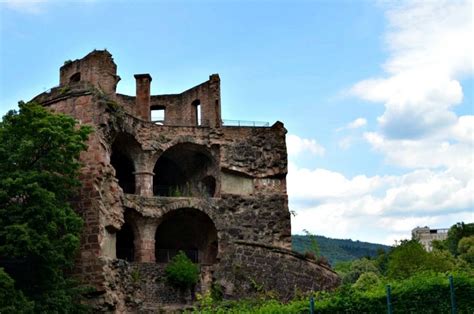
[386,284,392,314]
[449,275,457,314]
[309,296,314,314]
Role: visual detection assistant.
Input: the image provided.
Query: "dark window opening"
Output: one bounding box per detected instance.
[70,72,81,83]
[111,149,135,194]
[153,143,216,197]
[116,223,135,262]
[201,176,216,197]
[151,105,165,125]
[155,208,218,265]
[192,99,201,126]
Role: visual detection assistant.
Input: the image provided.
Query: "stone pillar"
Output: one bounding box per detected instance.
[134,74,152,121]
[135,221,157,262]
[134,171,154,197]
[209,74,221,128]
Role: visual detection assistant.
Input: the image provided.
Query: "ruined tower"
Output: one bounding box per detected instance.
[33,50,339,311]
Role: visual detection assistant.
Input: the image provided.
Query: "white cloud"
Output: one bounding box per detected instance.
[335,118,367,149]
[288,162,391,201]
[338,136,353,150]
[336,117,367,132]
[0,0,96,14]
[289,162,474,244]
[1,0,48,14]
[347,117,367,129]
[290,1,474,245]
[351,0,473,139]
[286,134,325,157]
[363,131,473,170]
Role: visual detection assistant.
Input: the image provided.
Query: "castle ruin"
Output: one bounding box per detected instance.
[32,50,339,312]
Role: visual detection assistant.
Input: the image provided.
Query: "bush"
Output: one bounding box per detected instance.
[165,251,200,290]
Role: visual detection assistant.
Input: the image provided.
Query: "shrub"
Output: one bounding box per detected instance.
[165,251,199,290]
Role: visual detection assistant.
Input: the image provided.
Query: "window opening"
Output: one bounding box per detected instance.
[70,72,81,83]
[192,100,201,126]
[116,223,135,262]
[151,105,165,125]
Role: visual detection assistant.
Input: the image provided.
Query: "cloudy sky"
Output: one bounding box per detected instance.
[1,0,472,244]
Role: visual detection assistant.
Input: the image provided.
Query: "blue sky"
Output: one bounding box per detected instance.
[1,0,472,244]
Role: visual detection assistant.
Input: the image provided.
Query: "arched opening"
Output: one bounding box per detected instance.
[155,208,218,265]
[110,133,141,194]
[192,99,201,126]
[111,149,135,194]
[116,223,135,262]
[70,72,81,83]
[153,143,216,197]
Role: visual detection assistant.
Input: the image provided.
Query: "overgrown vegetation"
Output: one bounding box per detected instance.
[192,222,474,313]
[165,251,200,290]
[0,102,92,312]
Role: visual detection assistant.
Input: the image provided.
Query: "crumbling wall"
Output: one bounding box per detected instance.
[32,84,125,291]
[215,241,340,301]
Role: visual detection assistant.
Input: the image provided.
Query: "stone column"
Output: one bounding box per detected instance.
[135,221,158,262]
[134,171,154,197]
[134,74,152,121]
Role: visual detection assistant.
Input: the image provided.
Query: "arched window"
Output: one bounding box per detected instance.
[153,143,216,197]
[155,208,218,265]
[110,133,141,194]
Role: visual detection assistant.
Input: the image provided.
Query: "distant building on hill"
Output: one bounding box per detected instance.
[412,226,449,251]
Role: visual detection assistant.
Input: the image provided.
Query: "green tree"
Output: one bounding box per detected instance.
[342,258,379,284]
[446,222,474,255]
[387,240,456,279]
[0,102,91,312]
[352,271,381,291]
[458,236,474,265]
[387,240,428,279]
[165,251,200,290]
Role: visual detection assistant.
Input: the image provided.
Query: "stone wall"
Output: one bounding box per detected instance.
[215,241,340,301]
[123,193,291,251]
[94,241,341,312]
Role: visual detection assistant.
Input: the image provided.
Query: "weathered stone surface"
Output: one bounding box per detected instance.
[215,241,340,301]
[31,50,340,312]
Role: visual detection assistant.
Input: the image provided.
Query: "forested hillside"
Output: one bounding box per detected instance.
[292,234,391,265]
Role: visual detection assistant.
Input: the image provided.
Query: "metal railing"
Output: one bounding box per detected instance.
[222,119,270,127]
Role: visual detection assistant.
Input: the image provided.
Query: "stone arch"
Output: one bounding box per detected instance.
[110,133,141,194]
[155,207,218,265]
[153,142,218,197]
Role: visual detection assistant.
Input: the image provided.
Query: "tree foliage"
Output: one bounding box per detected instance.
[0,102,91,312]
[446,222,474,255]
[165,251,200,290]
[458,236,474,265]
[387,239,456,279]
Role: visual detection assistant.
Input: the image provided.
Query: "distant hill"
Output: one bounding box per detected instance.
[292,234,391,266]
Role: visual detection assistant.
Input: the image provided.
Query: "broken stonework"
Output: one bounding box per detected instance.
[31,50,340,312]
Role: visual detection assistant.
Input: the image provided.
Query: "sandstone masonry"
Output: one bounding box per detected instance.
[32,50,340,312]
